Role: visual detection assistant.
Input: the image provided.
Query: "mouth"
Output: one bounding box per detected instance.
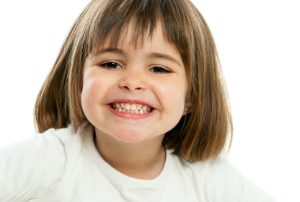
[109,102,154,115]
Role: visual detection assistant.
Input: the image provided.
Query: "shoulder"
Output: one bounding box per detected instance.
[0,126,75,175]
[173,154,275,202]
[0,127,71,168]
[0,126,78,200]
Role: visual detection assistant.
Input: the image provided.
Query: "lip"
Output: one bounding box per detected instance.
[107,99,156,119]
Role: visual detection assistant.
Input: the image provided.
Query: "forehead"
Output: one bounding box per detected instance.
[98,20,179,54]
[93,19,171,51]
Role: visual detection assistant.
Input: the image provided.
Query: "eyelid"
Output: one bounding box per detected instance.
[149,65,172,73]
[98,59,122,64]
[98,60,123,69]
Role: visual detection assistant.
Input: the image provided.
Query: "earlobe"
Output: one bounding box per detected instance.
[183,102,192,115]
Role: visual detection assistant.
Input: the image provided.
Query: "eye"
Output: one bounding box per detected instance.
[150,66,171,73]
[99,61,122,70]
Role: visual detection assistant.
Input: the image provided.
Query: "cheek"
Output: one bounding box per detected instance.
[81,78,104,110]
[157,80,187,113]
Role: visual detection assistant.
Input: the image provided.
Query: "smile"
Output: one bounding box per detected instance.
[111,103,153,114]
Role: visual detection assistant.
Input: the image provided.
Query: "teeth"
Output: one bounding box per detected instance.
[125,103,130,110]
[112,103,151,114]
[131,105,137,110]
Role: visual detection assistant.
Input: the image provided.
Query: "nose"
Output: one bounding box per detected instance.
[118,68,147,92]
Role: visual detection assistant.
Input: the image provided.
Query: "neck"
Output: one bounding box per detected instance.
[94,129,166,179]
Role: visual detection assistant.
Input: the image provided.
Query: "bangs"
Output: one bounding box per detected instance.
[78,0,194,67]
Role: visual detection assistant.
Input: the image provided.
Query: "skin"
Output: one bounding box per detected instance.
[81,22,188,179]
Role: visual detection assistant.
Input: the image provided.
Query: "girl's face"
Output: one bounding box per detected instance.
[81,22,187,143]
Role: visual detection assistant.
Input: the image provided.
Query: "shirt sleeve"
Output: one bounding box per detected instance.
[0,131,66,201]
[205,157,276,202]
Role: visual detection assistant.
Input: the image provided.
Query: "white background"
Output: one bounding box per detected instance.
[0,1,299,201]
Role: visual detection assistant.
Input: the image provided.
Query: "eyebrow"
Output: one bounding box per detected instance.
[93,48,183,67]
[94,48,124,56]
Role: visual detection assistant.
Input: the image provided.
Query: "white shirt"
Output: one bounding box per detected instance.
[0,124,275,202]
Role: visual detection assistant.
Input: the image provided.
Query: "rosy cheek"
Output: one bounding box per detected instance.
[87,79,104,101]
[81,77,97,104]
[160,83,185,109]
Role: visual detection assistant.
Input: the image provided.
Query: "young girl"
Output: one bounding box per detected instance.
[0,0,274,201]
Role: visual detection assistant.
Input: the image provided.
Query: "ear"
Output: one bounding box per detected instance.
[183,102,192,115]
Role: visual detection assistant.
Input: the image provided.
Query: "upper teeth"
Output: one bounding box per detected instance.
[112,103,151,114]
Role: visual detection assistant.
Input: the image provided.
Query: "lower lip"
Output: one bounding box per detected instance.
[108,106,155,119]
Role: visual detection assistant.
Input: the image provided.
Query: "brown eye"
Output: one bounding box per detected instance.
[100,62,122,70]
[150,66,170,73]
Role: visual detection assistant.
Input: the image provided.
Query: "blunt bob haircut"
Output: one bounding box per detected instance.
[35,0,232,162]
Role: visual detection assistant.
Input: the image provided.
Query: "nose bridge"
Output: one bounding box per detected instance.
[119,65,147,91]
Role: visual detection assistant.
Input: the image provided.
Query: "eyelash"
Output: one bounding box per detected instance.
[99,61,122,70]
[149,66,171,73]
[99,61,171,73]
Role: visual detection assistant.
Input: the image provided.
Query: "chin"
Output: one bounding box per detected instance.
[112,130,147,143]
[114,133,144,143]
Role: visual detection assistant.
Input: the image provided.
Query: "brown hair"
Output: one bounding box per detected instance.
[35,0,233,162]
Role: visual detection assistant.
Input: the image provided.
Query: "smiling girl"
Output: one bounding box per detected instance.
[0,0,274,201]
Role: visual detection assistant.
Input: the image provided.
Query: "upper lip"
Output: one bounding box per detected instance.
[108,99,155,109]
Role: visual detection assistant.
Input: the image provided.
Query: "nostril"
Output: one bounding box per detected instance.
[135,86,143,90]
[121,86,130,90]
[118,80,146,91]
